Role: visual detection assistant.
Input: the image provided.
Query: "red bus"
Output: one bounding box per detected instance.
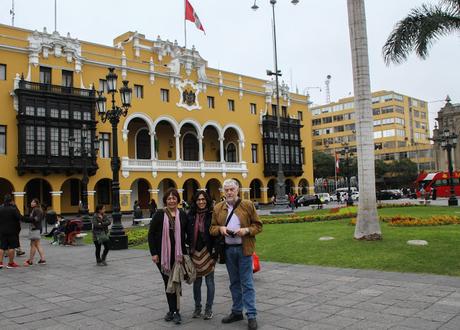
[415,171,460,197]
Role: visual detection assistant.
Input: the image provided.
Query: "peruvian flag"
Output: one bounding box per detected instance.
[185,0,205,33]
[335,152,340,174]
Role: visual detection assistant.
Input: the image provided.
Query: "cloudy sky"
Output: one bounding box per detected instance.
[1,0,458,131]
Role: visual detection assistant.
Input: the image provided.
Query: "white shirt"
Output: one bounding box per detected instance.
[225,203,242,245]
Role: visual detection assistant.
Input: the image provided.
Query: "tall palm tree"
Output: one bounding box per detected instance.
[347,0,382,240]
[383,0,460,64]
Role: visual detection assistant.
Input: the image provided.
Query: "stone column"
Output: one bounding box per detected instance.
[238,140,244,163]
[50,191,63,215]
[175,133,181,161]
[150,131,156,160]
[177,189,184,205]
[260,187,269,204]
[13,192,26,214]
[87,190,96,213]
[219,137,225,162]
[198,135,204,162]
[119,190,132,213]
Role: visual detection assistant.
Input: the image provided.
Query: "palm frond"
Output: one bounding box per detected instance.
[383,1,460,65]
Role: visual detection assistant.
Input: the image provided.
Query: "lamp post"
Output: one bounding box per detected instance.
[341,143,354,206]
[252,0,299,212]
[69,124,99,230]
[439,129,458,206]
[96,67,132,250]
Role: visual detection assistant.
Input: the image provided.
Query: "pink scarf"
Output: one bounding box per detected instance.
[161,208,183,275]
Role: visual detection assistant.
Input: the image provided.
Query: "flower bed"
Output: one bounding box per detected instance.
[349,215,460,227]
[262,212,356,224]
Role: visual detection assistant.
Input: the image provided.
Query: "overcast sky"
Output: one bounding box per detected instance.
[1,0,458,131]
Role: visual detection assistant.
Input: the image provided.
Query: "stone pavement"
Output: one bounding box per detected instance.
[2,237,460,330]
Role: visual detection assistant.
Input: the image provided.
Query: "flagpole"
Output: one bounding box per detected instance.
[184,0,187,48]
[54,0,57,32]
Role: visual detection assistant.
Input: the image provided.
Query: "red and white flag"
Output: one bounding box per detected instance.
[185,0,205,33]
[335,152,340,174]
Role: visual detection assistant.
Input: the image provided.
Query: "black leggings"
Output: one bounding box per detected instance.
[157,264,178,313]
[93,241,110,262]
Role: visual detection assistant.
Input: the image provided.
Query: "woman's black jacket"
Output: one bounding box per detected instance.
[148,209,187,259]
[186,210,216,255]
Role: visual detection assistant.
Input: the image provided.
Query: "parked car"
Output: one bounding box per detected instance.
[351,191,359,201]
[295,195,317,207]
[316,193,331,203]
[376,190,402,200]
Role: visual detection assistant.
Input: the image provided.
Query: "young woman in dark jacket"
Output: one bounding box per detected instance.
[186,190,216,320]
[148,188,187,325]
[24,198,46,266]
[92,204,111,266]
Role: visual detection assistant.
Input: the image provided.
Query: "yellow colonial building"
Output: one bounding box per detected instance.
[0,24,313,215]
[310,91,434,170]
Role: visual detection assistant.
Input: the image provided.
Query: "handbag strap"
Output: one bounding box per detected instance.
[225,199,241,226]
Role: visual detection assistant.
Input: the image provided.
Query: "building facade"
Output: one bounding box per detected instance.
[432,97,460,171]
[0,24,313,214]
[310,90,434,171]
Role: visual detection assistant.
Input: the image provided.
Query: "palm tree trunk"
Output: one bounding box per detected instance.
[347,0,382,240]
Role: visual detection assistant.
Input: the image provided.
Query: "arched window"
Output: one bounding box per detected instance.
[136,129,151,159]
[183,134,199,161]
[226,143,237,162]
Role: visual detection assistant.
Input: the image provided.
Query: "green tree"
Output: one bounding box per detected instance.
[383,0,460,64]
[347,0,381,240]
[375,159,389,179]
[313,151,335,179]
[387,158,418,187]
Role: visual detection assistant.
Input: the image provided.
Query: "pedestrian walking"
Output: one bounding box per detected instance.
[24,198,46,266]
[432,186,437,200]
[148,188,187,325]
[186,191,216,320]
[92,204,111,266]
[0,194,22,269]
[210,179,263,330]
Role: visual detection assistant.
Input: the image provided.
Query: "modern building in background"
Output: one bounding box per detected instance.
[0,24,313,214]
[433,97,460,171]
[310,90,434,171]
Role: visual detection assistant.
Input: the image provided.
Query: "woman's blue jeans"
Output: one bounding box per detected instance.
[193,271,215,311]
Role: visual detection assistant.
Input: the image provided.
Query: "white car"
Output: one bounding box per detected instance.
[316,193,331,203]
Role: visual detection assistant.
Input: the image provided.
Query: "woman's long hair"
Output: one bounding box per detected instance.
[189,190,212,215]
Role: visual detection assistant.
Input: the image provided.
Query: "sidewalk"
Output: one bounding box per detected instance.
[1,236,460,329]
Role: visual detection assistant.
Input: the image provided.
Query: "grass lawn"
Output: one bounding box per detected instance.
[257,206,460,276]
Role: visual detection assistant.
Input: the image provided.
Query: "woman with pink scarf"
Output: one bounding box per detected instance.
[148,188,187,325]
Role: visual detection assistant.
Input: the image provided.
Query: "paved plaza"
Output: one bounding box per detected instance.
[2,225,460,330]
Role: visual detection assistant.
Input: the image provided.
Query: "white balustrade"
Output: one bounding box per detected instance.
[122,158,247,174]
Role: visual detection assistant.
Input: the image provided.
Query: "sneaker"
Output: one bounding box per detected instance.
[0,261,3,269]
[192,307,201,318]
[97,261,104,266]
[6,262,19,269]
[173,312,182,325]
[24,259,33,266]
[203,309,213,320]
[248,318,258,330]
[38,259,46,265]
[16,250,25,256]
[222,312,244,324]
[164,311,174,322]
[101,261,107,266]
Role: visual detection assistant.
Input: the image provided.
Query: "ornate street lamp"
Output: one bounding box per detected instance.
[96,67,132,249]
[341,143,354,206]
[69,124,100,230]
[439,129,458,206]
[252,0,299,213]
